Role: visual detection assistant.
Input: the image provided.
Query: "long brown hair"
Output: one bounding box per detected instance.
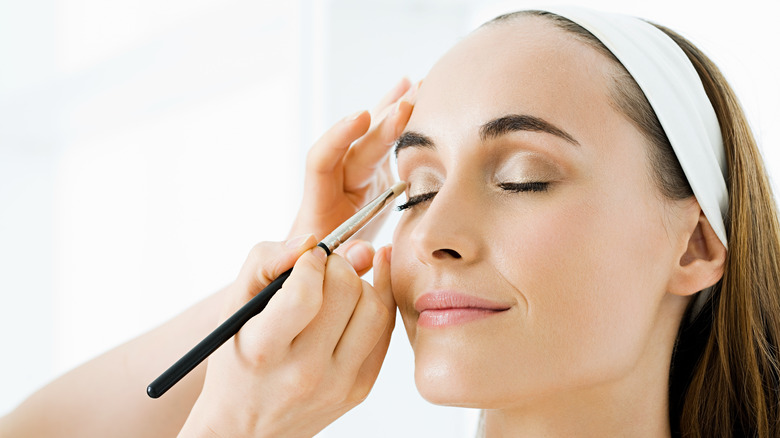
[489,11,780,437]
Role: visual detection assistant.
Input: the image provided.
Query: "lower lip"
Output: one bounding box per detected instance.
[417,308,507,328]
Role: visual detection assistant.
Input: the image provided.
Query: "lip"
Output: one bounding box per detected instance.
[414,291,512,328]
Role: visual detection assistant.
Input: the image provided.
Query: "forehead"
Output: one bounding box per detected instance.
[406,17,620,148]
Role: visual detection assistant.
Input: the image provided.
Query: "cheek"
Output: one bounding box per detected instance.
[390,218,422,342]
[493,183,672,382]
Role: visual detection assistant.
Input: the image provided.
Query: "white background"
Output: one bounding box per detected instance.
[1,0,778,436]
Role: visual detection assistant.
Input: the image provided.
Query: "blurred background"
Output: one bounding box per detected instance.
[1,0,778,436]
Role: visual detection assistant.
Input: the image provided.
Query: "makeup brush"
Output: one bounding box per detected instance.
[147,181,407,398]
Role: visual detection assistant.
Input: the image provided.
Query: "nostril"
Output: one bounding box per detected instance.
[433,248,461,259]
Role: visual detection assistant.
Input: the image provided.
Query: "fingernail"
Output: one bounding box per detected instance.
[404,80,421,104]
[285,233,314,248]
[391,77,411,94]
[345,242,371,269]
[347,110,365,121]
[390,99,403,117]
[383,244,393,264]
[392,96,413,118]
[312,246,329,263]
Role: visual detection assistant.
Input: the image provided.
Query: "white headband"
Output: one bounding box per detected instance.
[533,6,729,316]
[538,6,729,249]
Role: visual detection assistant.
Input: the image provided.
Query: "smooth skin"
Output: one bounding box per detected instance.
[391,17,725,437]
[0,78,416,437]
[178,236,395,438]
[0,15,730,438]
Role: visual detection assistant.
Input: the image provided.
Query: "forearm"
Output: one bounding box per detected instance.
[0,287,228,438]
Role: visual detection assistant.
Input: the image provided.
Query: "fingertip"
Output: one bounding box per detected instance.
[312,245,329,264]
[346,110,372,137]
[346,109,367,122]
[397,76,412,90]
[371,245,392,276]
[346,109,371,128]
[381,244,393,265]
[388,77,413,101]
[289,245,328,277]
[350,112,372,142]
[400,79,420,105]
[372,245,396,311]
[412,78,422,101]
[392,99,414,120]
[307,111,372,175]
[387,101,413,140]
[285,233,317,250]
[345,240,375,272]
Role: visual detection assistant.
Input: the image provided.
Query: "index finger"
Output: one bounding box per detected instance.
[236,246,329,358]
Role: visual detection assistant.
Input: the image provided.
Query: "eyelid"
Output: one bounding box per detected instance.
[402,172,443,200]
[397,159,444,189]
[494,152,562,181]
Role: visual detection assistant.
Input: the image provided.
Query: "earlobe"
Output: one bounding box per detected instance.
[668,210,727,297]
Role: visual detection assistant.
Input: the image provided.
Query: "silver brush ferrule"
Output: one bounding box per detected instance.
[320,181,407,254]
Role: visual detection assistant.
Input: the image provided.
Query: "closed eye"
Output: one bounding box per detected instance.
[498,182,550,193]
[397,191,437,211]
[396,181,550,211]
[397,182,549,212]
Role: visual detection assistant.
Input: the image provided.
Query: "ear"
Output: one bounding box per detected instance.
[667,209,727,296]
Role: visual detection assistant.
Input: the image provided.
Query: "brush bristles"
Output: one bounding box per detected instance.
[391,181,407,197]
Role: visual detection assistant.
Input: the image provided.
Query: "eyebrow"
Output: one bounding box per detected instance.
[394,113,579,157]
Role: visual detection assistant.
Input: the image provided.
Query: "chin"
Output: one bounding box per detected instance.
[408,325,532,408]
[411,343,607,410]
[413,351,504,408]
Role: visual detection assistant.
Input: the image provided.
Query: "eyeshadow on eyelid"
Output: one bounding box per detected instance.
[407,183,440,198]
[405,168,442,189]
[406,178,442,196]
[402,153,563,194]
[494,154,562,180]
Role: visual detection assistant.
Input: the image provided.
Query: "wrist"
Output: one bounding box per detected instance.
[178,400,231,438]
[178,419,222,438]
[179,397,280,438]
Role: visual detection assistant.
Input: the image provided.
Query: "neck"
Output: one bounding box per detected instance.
[481,379,671,438]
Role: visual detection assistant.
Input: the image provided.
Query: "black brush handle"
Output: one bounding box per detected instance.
[147,267,292,398]
[147,242,333,398]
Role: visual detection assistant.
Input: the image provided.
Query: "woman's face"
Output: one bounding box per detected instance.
[391,17,690,409]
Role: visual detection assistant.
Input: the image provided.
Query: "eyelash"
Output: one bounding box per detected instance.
[396,181,550,211]
[397,191,436,211]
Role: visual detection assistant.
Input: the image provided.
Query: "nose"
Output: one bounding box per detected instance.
[410,184,484,266]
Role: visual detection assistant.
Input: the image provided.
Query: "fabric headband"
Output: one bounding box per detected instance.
[536,6,729,250]
[529,6,729,316]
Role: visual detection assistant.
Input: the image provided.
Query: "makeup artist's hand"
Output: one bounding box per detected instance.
[178,234,395,438]
[289,77,418,243]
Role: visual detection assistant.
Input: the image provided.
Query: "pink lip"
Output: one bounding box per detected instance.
[414,291,511,328]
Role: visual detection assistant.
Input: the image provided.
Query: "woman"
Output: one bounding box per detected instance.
[3,6,778,437]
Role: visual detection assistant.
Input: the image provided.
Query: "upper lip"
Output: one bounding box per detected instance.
[414,291,512,313]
